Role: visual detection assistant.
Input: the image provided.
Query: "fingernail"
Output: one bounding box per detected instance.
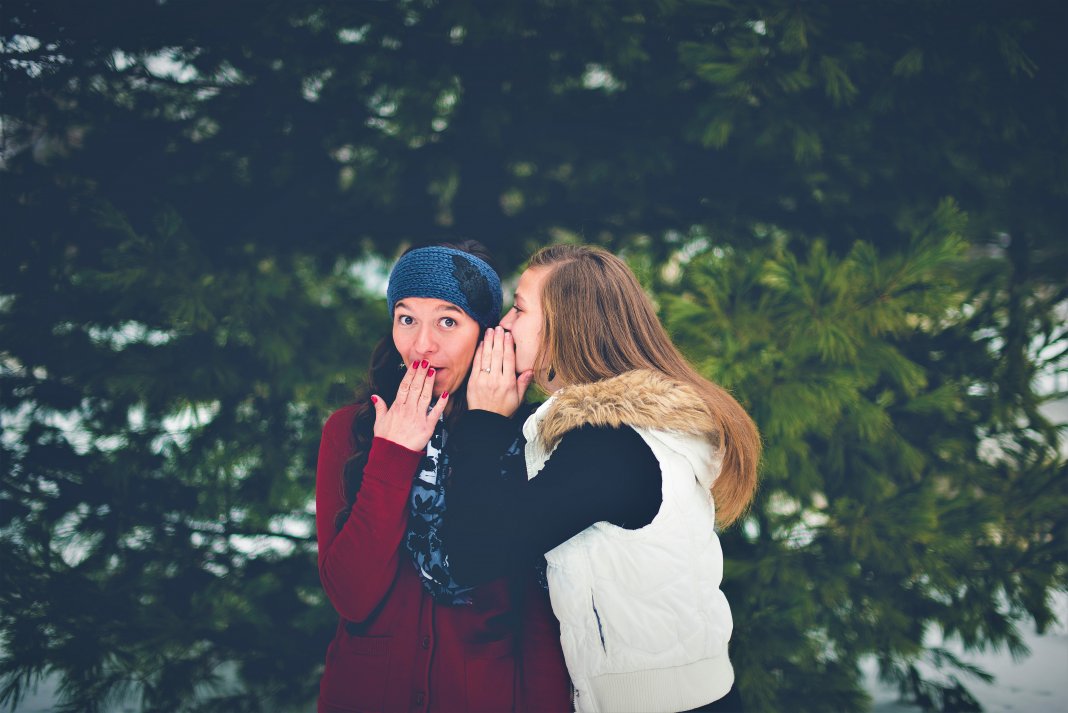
[420,359,429,369]
[441,391,449,399]
[427,368,435,376]
[412,360,419,369]
[370,395,378,403]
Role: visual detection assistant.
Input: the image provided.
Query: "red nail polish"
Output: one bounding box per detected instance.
[412,360,419,369]
[370,395,378,403]
[420,359,429,369]
[441,391,449,399]
[427,368,435,376]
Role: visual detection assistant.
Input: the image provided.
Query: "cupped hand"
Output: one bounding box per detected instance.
[370,360,449,451]
[466,326,534,417]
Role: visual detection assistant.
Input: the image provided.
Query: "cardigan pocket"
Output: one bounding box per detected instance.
[320,634,392,712]
[464,637,516,713]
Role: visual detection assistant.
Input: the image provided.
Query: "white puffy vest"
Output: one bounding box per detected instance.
[523,399,734,713]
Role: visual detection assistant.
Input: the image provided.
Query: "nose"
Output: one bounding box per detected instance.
[412,323,437,357]
[500,310,516,330]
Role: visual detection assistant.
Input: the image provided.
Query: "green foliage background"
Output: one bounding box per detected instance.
[2,1,1065,711]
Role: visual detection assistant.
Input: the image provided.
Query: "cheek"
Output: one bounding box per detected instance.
[455,339,478,368]
[513,328,537,366]
[392,326,409,356]
[516,320,539,351]
[446,326,481,370]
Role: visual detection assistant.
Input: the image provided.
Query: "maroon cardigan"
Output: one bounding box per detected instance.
[316,404,571,713]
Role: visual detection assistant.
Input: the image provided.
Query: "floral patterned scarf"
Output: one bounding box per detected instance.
[404,409,537,604]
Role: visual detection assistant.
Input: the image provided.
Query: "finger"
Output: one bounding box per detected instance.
[490,326,505,375]
[407,359,429,409]
[479,328,494,374]
[417,366,436,413]
[396,360,418,404]
[503,330,516,377]
[517,370,534,400]
[471,339,486,380]
[428,388,449,422]
[370,394,387,420]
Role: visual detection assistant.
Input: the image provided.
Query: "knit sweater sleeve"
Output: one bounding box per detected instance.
[441,409,662,586]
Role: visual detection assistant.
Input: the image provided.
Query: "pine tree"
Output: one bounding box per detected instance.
[654,198,1066,710]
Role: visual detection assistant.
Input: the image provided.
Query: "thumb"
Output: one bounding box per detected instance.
[517,370,534,399]
[370,394,387,420]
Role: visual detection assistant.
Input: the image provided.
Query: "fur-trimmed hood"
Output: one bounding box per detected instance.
[537,369,720,447]
[523,370,724,490]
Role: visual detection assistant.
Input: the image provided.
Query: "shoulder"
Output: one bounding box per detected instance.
[554,424,656,466]
[454,401,541,439]
[559,423,644,445]
[321,403,363,446]
[549,425,662,516]
[539,370,716,449]
[515,400,542,422]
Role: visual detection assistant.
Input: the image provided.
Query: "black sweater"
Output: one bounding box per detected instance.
[442,408,663,586]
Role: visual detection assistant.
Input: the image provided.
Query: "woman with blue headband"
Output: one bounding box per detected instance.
[314,242,570,712]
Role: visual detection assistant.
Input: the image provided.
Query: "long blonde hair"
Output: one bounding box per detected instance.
[528,244,760,526]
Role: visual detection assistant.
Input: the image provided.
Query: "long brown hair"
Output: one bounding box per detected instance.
[527,244,760,527]
[334,239,497,532]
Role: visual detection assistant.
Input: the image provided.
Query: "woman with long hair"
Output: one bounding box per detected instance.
[440,244,761,712]
[315,241,569,712]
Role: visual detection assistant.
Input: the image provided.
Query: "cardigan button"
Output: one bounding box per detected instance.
[414,690,425,705]
[420,636,431,649]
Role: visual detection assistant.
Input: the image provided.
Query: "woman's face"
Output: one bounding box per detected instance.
[499,266,550,379]
[392,298,482,397]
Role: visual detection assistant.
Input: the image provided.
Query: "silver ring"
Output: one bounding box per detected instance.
[482,367,492,373]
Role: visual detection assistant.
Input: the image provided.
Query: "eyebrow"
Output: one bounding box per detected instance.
[512,292,524,306]
[394,300,466,315]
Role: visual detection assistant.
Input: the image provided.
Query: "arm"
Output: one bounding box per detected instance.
[315,407,424,623]
[441,411,663,586]
[316,362,449,622]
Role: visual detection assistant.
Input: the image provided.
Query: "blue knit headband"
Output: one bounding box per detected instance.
[386,247,503,328]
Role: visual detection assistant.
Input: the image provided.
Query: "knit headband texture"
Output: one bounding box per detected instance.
[386,247,503,328]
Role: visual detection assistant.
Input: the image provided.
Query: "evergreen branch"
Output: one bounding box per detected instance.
[185,523,314,545]
[127,65,244,91]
